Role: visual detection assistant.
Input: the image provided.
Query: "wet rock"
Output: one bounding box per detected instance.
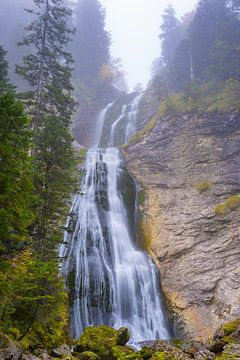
[125,112,240,340]
[0,333,22,360]
[117,328,130,347]
[51,345,72,358]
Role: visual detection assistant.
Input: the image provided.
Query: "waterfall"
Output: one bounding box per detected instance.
[61,96,170,344]
[124,93,143,143]
[108,93,143,146]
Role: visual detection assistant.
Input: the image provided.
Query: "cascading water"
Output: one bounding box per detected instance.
[108,93,143,146]
[61,94,170,344]
[124,93,143,143]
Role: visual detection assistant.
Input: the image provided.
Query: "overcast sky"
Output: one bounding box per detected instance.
[100,0,198,90]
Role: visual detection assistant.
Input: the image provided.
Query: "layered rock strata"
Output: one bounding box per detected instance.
[125,112,240,340]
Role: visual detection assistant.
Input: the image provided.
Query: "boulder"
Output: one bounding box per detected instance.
[51,345,72,358]
[74,326,130,360]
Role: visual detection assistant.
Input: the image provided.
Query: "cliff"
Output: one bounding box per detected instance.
[124,111,240,340]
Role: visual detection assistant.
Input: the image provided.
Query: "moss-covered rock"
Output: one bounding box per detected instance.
[207,319,240,353]
[76,352,100,360]
[150,352,175,360]
[137,341,191,360]
[215,343,240,359]
[74,326,130,360]
[112,345,140,360]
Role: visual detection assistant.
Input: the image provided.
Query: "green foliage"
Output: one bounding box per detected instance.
[6,0,76,347]
[0,45,12,93]
[0,93,33,254]
[152,0,240,99]
[159,80,240,117]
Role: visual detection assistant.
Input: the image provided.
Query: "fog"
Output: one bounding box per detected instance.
[100,0,198,89]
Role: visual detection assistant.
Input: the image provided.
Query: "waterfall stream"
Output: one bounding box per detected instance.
[60,94,170,344]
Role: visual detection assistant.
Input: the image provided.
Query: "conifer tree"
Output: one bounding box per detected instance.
[15,0,76,342]
[0,45,12,93]
[159,5,182,67]
[17,0,76,260]
[72,0,110,82]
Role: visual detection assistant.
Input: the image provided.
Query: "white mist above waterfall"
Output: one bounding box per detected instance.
[61,93,170,343]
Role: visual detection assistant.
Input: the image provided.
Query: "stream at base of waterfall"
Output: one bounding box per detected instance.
[60,94,170,344]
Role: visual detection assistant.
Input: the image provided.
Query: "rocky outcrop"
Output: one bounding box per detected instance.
[125,112,240,340]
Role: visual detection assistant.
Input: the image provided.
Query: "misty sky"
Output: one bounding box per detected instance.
[100,0,198,90]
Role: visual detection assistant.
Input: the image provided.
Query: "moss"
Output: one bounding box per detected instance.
[150,352,175,360]
[225,195,240,210]
[138,190,145,205]
[138,346,155,360]
[193,182,212,194]
[214,204,228,216]
[77,352,100,360]
[112,346,139,360]
[221,319,240,336]
[75,326,129,360]
[214,194,240,216]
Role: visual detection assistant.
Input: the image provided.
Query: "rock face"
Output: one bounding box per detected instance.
[125,112,240,340]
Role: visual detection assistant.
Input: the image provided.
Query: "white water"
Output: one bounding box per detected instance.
[109,93,143,146]
[92,100,116,148]
[61,95,170,343]
[124,93,143,143]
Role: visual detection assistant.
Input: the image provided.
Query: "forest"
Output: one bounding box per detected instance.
[0,0,240,358]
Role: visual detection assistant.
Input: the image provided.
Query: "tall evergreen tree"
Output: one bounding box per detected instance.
[14,0,76,342]
[16,0,75,131]
[72,0,110,82]
[16,0,76,261]
[189,0,232,80]
[0,45,12,93]
[159,5,182,67]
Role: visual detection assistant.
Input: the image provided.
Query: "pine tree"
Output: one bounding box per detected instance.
[0,45,12,93]
[16,0,76,260]
[16,0,75,130]
[14,0,76,343]
[189,0,230,80]
[0,93,33,256]
[72,0,110,82]
[159,5,182,67]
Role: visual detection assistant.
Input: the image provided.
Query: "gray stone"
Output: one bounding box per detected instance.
[125,112,240,341]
